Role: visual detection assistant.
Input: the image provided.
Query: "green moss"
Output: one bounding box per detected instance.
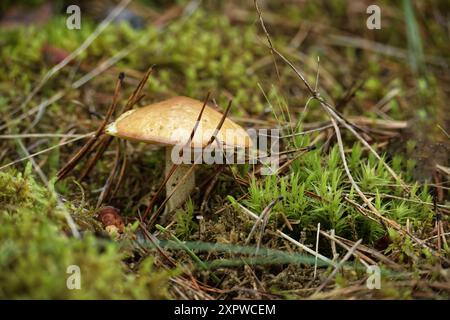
[0,11,267,116]
[0,0,448,299]
[0,164,172,299]
[244,143,435,245]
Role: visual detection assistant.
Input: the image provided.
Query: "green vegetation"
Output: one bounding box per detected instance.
[0,164,172,299]
[0,0,448,299]
[244,143,435,244]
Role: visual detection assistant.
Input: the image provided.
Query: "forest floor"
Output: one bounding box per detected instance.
[0,0,449,299]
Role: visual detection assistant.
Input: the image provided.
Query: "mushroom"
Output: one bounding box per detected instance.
[105,96,251,215]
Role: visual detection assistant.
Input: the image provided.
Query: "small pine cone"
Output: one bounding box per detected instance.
[98,206,125,233]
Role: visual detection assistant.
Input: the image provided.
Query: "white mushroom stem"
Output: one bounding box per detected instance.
[164,146,195,214]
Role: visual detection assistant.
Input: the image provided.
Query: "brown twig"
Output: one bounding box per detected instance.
[200,164,226,213]
[57,72,124,181]
[142,92,211,223]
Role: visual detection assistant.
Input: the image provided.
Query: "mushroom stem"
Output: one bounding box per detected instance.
[164,146,195,214]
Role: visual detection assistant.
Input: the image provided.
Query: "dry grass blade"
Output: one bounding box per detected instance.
[319,230,372,268]
[313,223,321,279]
[332,233,402,269]
[0,134,92,171]
[0,133,87,139]
[277,230,336,267]
[15,0,131,115]
[13,136,81,239]
[313,239,363,295]
[235,200,336,267]
[245,196,283,247]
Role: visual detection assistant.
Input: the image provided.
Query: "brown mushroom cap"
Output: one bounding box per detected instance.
[105,96,252,149]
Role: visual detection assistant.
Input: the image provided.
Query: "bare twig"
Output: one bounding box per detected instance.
[0,134,92,171]
[57,73,124,181]
[314,239,363,294]
[234,200,336,267]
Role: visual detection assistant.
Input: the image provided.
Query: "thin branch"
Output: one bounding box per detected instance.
[314,239,363,295]
[0,134,91,171]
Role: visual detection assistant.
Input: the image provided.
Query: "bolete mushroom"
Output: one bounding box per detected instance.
[105,96,251,215]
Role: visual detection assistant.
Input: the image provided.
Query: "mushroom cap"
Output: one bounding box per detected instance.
[105,96,252,148]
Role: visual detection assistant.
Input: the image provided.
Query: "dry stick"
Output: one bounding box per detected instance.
[143,92,211,222]
[254,0,281,81]
[147,98,232,227]
[320,98,407,190]
[277,231,335,267]
[200,164,226,213]
[254,2,364,135]
[319,230,372,267]
[0,134,92,171]
[313,239,363,295]
[79,134,114,180]
[328,115,397,229]
[57,73,124,181]
[329,113,445,259]
[76,66,153,181]
[273,50,371,136]
[235,201,336,267]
